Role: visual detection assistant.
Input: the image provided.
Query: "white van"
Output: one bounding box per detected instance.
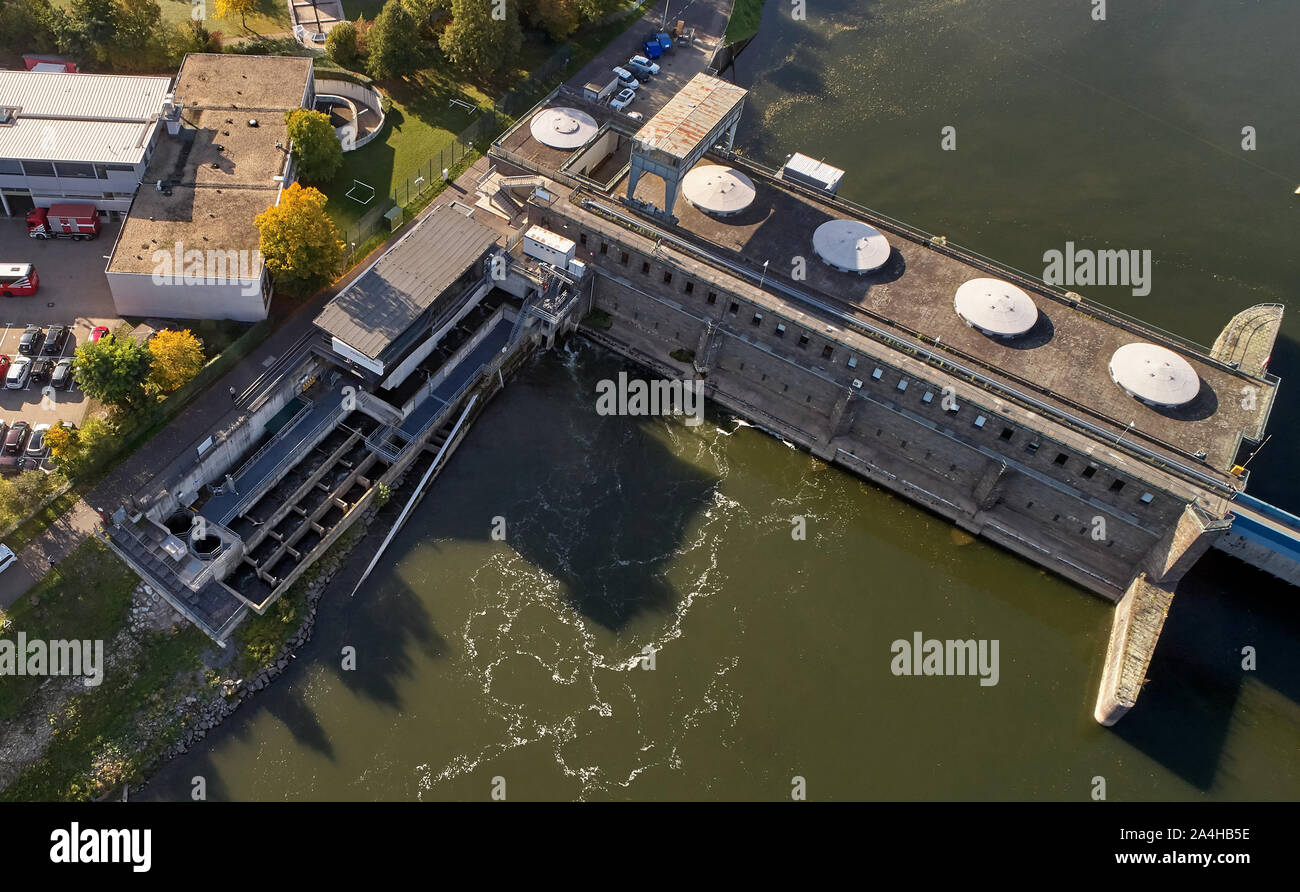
[0,543,17,574]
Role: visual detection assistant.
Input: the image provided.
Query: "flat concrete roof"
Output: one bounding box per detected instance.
[315,205,501,360]
[107,57,312,277]
[172,53,313,110]
[495,88,629,172]
[633,73,747,162]
[607,159,1276,472]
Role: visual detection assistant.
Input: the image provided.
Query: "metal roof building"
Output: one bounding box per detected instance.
[626,73,747,221]
[315,206,502,377]
[0,69,170,168]
[0,69,172,216]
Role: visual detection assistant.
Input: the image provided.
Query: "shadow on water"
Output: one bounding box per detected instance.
[1237,332,1300,513]
[1110,550,1300,790]
[405,348,721,630]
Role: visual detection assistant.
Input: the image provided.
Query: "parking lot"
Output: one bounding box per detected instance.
[0,216,126,431]
[569,0,729,121]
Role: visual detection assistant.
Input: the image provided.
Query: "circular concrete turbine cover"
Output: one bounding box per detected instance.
[953,277,1039,337]
[812,219,891,273]
[1109,343,1201,407]
[681,165,756,216]
[529,107,599,150]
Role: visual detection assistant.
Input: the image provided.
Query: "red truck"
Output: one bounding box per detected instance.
[26,204,100,241]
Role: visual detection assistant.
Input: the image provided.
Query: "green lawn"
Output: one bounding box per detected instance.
[320,1,654,233]
[723,0,765,45]
[0,538,138,721]
[51,0,292,40]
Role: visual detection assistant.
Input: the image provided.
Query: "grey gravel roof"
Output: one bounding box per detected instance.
[315,206,500,360]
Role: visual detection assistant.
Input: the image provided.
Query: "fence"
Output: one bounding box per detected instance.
[341,38,584,261]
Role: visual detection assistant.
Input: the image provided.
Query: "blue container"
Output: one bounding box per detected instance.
[643,40,663,59]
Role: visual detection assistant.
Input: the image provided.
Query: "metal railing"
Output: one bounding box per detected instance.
[226,397,315,486]
[577,198,1241,495]
[715,148,1279,380]
[219,402,348,525]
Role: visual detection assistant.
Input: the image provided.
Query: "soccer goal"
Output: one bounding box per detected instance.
[346,179,375,205]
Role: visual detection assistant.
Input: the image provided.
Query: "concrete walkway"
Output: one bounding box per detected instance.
[0,499,101,609]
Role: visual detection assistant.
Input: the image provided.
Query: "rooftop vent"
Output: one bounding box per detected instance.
[812,219,890,274]
[529,107,598,150]
[681,164,755,217]
[1109,343,1200,408]
[953,278,1039,338]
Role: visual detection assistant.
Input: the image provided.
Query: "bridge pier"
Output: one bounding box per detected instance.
[1093,503,1230,725]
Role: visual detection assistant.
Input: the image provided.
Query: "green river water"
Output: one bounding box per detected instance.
[143,0,1300,800]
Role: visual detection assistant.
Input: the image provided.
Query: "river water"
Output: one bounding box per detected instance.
[143,0,1300,800]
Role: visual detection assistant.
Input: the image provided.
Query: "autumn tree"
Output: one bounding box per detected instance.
[254,182,344,298]
[286,108,343,184]
[441,0,522,80]
[214,0,257,28]
[367,0,421,81]
[43,418,114,477]
[147,329,205,394]
[72,334,154,411]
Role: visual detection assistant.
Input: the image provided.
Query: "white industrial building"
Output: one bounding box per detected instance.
[0,69,172,217]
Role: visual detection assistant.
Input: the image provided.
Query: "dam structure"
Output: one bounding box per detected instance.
[101,75,1296,728]
[485,73,1297,725]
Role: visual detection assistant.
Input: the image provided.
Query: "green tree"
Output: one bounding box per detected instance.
[440,0,522,80]
[522,0,578,40]
[325,19,358,64]
[367,0,421,81]
[70,0,116,59]
[254,182,345,297]
[44,418,114,477]
[402,0,449,34]
[72,334,153,411]
[285,108,343,184]
[0,0,62,54]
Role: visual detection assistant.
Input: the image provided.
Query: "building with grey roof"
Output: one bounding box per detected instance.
[315,205,504,388]
[0,69,173,217]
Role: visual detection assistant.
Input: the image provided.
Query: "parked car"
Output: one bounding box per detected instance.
[0,354,9,379]
[89,325,110,343]
[627,60,655,80]
[5,356,31,389]
[610,88,636,111]
[17,325,42,355]
[626,111,644,122]
[4,421,30,456]
[0,544,16,574]
[26,423,50,462]
[51,357,74,390]
[30,358,53,385]
[629,54,661,75]
[612,67,640,90]
[41,324,68,355]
